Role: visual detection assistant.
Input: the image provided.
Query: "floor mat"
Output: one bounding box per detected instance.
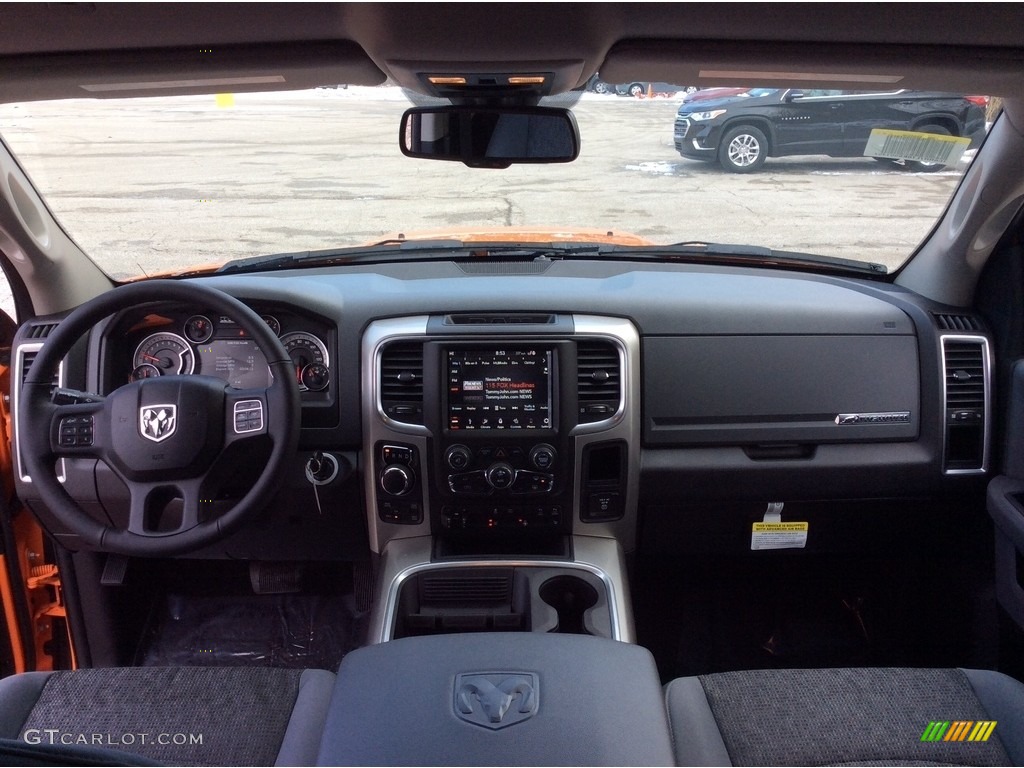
[137,593,368,671]
[633,550,998,682]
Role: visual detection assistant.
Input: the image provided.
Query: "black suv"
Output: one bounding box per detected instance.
[674,88,987,172]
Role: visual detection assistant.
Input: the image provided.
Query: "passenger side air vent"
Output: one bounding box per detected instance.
[577,340,621,423]
[380,341,424,424]
[444,313,555,325]
[941,337,989,473]
[933,313,982,332]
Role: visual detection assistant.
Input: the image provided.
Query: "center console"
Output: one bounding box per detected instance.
[361,314,641,643]
[316,632,674,766]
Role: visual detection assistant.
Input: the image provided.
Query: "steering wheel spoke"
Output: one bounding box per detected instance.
[126,478,206,537]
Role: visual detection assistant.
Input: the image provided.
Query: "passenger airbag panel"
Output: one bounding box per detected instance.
[644,335,919,444]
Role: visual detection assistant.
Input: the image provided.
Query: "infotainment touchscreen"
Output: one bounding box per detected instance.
[447,348,552,430]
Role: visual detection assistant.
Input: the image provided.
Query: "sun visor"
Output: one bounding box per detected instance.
[0,41,386,103]
[601,40,1024,97]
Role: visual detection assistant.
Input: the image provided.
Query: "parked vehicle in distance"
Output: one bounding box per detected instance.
[682,87,751,104]
[616,81,697,98]
[674,88,987,172]
[585,74,615,94]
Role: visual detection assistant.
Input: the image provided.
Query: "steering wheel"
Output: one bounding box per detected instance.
[19,280,301,556]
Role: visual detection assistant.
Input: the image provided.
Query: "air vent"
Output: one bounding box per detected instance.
[20,349,59,391]
[933,313,981,332]
[444,313,555,325]
[25,323,58,339]
[941,337,989,473]
[380,341,424,424]
[577,340,620,423]
[457,261,553,275]
[420,573,512,604]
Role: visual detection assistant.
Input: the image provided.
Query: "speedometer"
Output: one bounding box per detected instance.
[280,332,330,392]
[133,332,195,376]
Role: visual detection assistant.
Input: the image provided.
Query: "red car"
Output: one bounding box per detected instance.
[682,87,751,103]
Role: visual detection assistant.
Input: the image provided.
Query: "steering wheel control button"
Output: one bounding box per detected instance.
[58,415,94,448]
[485,462,516,490]
[232,400,264,434]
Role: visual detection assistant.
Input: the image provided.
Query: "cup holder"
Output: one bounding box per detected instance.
[539,575,599,635]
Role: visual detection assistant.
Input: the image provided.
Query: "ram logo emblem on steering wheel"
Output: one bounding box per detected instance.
[140,404,177,442]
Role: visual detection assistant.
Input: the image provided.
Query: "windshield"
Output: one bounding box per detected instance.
[0,86,994,279]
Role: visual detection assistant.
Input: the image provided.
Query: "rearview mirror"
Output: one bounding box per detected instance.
[399,106,580,168]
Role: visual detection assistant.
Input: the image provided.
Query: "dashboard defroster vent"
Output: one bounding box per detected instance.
[444,313,555,325]
[577,340,620,423]
[380,341,424,424]
[941,336,989,473]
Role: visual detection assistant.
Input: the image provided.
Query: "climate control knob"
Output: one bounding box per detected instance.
[529,443,557,470]
[445,444,472,471]
[380,464,415,496]
[485,462,516,490]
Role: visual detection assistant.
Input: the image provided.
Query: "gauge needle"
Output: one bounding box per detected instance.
[144,354,172,368]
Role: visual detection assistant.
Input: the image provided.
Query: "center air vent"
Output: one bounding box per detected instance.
[380,341,424,424]
[577,340,620,423]
[941,336,989,473]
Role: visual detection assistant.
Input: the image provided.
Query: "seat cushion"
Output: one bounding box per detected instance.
[0,667,336,767]
[666,667,1024,766]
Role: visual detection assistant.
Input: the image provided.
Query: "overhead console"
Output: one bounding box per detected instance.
[362,314,641,556]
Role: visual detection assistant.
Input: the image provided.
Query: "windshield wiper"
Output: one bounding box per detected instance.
[188,238,883,278]
[202,240,611,276]
[603,241,888,276]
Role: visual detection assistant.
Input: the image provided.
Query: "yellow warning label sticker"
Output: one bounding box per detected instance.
[863,129,969,166]
[751,522,809,550]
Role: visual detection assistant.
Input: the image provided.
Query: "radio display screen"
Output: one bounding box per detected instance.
[447,348,553,431]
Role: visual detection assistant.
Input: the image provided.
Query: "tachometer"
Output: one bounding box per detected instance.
[280,332,330,392]
[133,332,195,376]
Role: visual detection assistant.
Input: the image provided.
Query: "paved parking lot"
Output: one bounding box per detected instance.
[0,87,972,317]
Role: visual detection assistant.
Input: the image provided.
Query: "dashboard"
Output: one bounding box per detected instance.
[11,259,993,562]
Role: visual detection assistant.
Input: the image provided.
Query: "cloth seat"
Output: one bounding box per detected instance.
[666,667,1024,766]
[0,666,336,766]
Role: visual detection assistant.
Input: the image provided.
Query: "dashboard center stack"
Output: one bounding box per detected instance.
[366,314,639,558]
[436,343,568,537]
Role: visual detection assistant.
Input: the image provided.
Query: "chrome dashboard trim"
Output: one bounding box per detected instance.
[369,535,635,645]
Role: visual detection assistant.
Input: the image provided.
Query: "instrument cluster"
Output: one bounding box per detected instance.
[119,307,333,394]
